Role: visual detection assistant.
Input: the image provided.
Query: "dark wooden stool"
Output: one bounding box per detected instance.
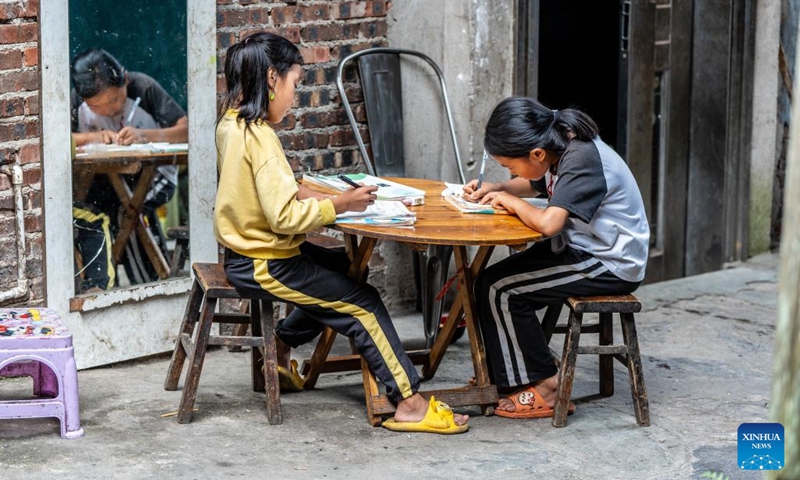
[545,294,649,428]
[166,226,189,277]
[163,263,281,424]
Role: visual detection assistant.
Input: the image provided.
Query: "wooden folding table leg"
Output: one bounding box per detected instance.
[423,245,493,380]
[302,327,338,390]
[453,245,496,416]
[164,279,203,390]
[360,357,382,426]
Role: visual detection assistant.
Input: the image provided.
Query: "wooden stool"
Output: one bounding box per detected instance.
[163,263,281,424]
[166,226,189,277]
[547,294,649,427]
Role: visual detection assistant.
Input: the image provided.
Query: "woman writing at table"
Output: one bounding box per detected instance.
[464,97,649,419]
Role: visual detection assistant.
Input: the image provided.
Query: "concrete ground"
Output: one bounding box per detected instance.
[0,253,781,479]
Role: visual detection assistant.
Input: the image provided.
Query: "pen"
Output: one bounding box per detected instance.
[125,97,141,126]
[476,150,488,190]
[338,174,362,189]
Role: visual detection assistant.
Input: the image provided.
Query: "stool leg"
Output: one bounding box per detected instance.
[228,300,250,353]
[250,300,267,393]
[177,296,217,424]
[258,299,282,425]
[620,312,650,426]
[553,310,582,427]
[165,280,203,390]
[61,352,85,439]
[599,312,614,396]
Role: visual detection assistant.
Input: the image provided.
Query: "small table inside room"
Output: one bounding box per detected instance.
[302,178,543,425]
[71,144,188,283]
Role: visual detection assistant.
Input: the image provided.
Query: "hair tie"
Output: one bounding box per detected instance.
[552,109,560,123]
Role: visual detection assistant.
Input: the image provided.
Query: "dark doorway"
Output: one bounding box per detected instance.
[537,2,620,150]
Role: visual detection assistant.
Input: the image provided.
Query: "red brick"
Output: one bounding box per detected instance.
[271,5,330,25]
[19,142,39,164]
[328,128,358,148]
[0,3,22,21]
[0,191,12,210]
[0,70,39,92]
[0,25,20,44]
[19,23,37,43]
[359,21,387,39]
[0,174,10,191]
[300,46,330,64]
[334,1,388,19]
[299,109,348,129]
[23,189,41,210]
[23,213,40,233]
[221,9,251,27]
[25,234,42,261]
[301,23,361,43]
[25,0,38,17]
[0,49,22,70]
[24,95,38,115]
[23,47,37,67]
[0,97,25,117]
[283,131,330,150]
[21,165,40,185]
[217,32,235,49]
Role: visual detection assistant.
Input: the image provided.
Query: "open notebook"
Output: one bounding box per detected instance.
[335,200,416,227]
[442,182,549,214]
[303,173,426,206]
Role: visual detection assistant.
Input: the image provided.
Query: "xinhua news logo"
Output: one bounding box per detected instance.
[738,423,784,471]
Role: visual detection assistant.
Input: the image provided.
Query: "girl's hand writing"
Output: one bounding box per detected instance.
[463,179,498,202]
[331,185,378,213]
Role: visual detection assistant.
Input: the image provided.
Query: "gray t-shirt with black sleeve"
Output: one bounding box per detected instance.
[545,137,650,282]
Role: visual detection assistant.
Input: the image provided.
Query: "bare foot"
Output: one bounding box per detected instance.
[496,374,560,413]
[393,393,469,425]
[275,334,291,369]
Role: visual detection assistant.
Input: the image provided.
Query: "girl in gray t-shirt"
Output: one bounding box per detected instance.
[463,96,649,419]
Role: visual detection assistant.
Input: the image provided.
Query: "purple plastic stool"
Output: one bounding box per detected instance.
[0,307,84,439]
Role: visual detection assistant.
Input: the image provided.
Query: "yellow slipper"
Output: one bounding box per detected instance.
[276,359,305,392]
[382,396,468,434]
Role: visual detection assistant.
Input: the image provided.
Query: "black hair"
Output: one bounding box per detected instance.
[484,96,599,158]
[71,49,126,99]
[218,32,304,125]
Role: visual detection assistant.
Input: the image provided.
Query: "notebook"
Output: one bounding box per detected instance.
[303,173,426,206]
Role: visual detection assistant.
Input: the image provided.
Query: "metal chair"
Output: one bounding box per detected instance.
[336,48,466,347]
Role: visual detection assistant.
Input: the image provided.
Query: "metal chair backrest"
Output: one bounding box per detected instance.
[336,48,465,182]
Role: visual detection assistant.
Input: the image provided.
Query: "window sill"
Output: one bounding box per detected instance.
[69,277,193,312]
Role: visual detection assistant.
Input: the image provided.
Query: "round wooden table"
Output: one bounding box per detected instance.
[304,178,544,425]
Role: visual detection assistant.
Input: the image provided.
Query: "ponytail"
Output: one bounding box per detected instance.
[484,96,598,158]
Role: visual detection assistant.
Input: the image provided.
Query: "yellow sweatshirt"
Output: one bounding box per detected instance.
[213,110,336,259]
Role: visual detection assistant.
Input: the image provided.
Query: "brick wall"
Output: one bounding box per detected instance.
[216,0,390,174]
[0,0,41,306]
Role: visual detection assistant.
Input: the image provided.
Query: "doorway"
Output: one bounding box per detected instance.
[536,2,620,151]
